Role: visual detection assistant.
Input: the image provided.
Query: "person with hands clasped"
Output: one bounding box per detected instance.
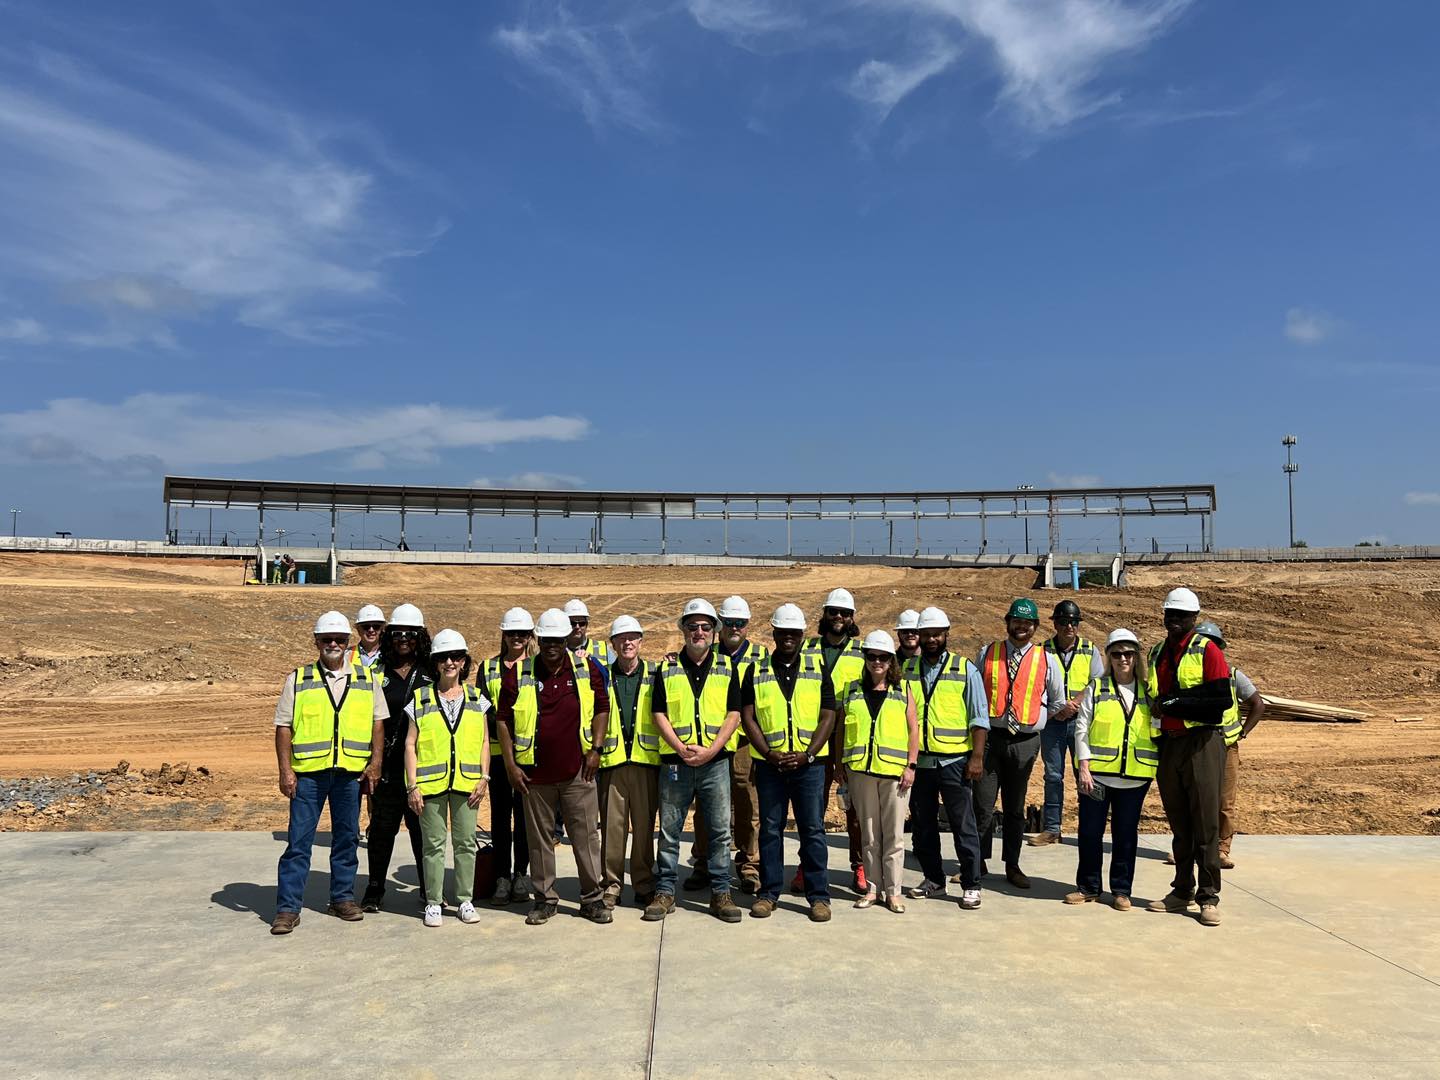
[404,629,490,928]
[839,630,920,913]
[1031,600,1103,847]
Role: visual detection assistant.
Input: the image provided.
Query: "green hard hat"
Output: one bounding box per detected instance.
[1006,598,1039,621]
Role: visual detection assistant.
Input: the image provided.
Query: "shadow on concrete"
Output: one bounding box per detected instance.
[211,872,338,922]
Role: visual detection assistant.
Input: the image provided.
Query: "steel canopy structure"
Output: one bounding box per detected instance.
[163,476,1218,556]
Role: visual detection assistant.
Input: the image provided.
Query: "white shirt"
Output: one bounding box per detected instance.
[1074,679,1148,790]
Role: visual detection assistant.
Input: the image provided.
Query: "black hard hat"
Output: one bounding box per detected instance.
[1052,600,1082,621]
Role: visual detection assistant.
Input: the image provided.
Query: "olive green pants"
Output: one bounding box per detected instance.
[420,791,478,906]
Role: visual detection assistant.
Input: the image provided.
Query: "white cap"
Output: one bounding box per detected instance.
[535,608,571,638]
[389,603,424,628]
[824,588,856,611]
[610,615,643,638]
[718,595,751,620]
[895,609,920,631]
[677,597,719,629]
[771,603,807,631]
[1162,587,1201,613]
[861,629,896,655]
[355,604,386,626]
[431,628,468,654]
[916,606,950,630]
[1105,628,1140,650]
[314,611,351,636]
[563,598,590,618]
[500,607,535,632]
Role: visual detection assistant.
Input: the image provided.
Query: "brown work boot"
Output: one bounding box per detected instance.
[1219,851,1235,870]
[750,897,776,919]
[1027,831,1060,847]
[809,901,832,923]
[1198,903,1222,926]
[710,892,742,923]
[1005,865,1031,889]
[1063,891,1097,905]
[1112,894,1132,911]
[326,901,364,922]
[1147,891,1194,913]
[270,911,300,935]
[642,894,675,922]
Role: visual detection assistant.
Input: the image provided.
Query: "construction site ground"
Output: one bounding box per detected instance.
[1,552,1437,835]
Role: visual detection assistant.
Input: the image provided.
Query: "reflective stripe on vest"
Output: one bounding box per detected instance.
[290,663,376,773]
[980,643,1047,729]
[1044,637,1095,696]
[660,653,736,751]
[803,636,865,700]
[1148,633,1223,734]
[840,683,911,778]
[584,638,613,665]
[1221,674,1243,747]
[600,661,661,768]
[412,685,488,794]
[510,654,597,767]
[901,653,973,755]
[748,655,829,760]
[1087,676,1158,781]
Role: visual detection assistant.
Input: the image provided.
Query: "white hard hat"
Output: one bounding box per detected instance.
[916,606,950,630]
[1162,587,1201,613]
[500,607,535,632]
[431,628,468,655]
[1105,628,1141,651]
[824,588,856,611]
[895,609,920,631]
[861,629,896,655]
[389,603,425,628]
[610,615,643,638]
[718,595,751,621]
[535,608,572,638]
[355,604,386,625]
[563,598,590,618]
[771,603,807,631]
[677,597,719,629]
[314,611,351,636]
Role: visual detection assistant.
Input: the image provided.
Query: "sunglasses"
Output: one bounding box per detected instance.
[1109,650,1138,660]
[721,619,748,629]
[357,623,385,631]
[824,607,853,618]
[897,629,919,636]
[864,652,891,663]
[569,618,589,627]
[433,652,466,665]
[538,637,568,646]
[1054,618,1080,627]
[317,635,348,645]
[504,629,534,637]
[390,629,419,640]
[685,622,715,633]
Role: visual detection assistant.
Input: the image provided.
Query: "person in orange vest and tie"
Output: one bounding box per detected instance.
[973,598,1049,889]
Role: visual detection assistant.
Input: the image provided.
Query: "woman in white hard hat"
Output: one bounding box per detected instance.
[404,630,491,928]
[839,630,919,912]
[1069,629,1156,910]
[479,608,536,906]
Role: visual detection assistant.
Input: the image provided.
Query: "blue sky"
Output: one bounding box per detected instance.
[1,0,1437,551]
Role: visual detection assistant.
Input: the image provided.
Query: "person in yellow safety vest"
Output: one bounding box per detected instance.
[270,610,385,935]
[1031,599,1105,847]
[644,598,745,924]
[564,598,613,666]
[348,604,386,672]
[597,615,663,910]
[688,595,768,894]
[1069,629,1158,909]
[479,607,536,907]
[403,629,490,928]
[974,598,1050,891]
[495,608,613,926]
[802,587,867,894]
[1193,621,1266,871]
[1145,587,1231,927]
[894,609,921,661]
[740,603,838,922]
[840,630,919,913]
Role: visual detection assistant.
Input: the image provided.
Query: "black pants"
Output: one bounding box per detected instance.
[366,783,424,897]
[1158,726,1225,905]
[490,760,530,879]
[973,729,1040,868]
[911,757,982,889]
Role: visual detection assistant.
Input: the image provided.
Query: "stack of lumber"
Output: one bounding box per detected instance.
[1261,695,1368,723]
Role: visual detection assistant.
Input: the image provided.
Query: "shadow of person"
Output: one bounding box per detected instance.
[211,872,335,922]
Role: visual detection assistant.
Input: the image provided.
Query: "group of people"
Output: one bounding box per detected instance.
[269,585,1263,935]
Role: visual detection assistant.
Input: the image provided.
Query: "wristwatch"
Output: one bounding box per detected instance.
[904,762,917,771]
[805,752,816,765]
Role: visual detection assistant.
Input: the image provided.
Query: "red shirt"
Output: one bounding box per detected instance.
[1153,631,1230,736]
[497,655,608,785]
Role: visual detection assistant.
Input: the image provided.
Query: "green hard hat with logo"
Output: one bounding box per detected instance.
[1006,598,1039,621]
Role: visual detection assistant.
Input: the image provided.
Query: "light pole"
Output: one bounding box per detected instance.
[1016,485,1035,554]
[8,508,19,538]
[1282,435,1299,547]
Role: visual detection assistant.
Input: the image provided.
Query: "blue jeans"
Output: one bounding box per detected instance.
[1041,718,1077,835]
[276,769,361,914]
[656,756,732,897]
[753,758,830,904]
[1076,780,1151,897]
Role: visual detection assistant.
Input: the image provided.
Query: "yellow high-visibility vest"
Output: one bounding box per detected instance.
[1086,676,1159,781]
[289,662,376,773]
[411,685,488,795]
[509,655,598,766]
[600,660,662,767]
[902,654,973,755]
[748,654,829,760]
[840,682,911,779]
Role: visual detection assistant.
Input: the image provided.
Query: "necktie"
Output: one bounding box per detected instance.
[1006,647,1022,734]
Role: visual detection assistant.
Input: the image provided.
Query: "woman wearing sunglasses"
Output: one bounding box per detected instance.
[839,630,919,912]
[405,630,491,928]
[1069,629,1157,910]
[480,608,536,905]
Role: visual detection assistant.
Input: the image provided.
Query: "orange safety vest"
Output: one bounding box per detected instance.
[980,641,1048,730]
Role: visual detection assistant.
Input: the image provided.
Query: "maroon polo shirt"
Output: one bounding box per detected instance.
[497,654,608,785]
[1153,631,1230,736]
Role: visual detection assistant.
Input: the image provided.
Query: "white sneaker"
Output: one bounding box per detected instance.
[961,888,982,910]
[906,879,948,899]
[423,903,443,927]
[458,901,479,924]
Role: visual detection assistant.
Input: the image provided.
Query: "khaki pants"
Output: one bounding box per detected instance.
[522,770,603,904]
[1219,743,1240,854]
[598,763,659,904]
[849,771,909,898]
[691,751,760,870]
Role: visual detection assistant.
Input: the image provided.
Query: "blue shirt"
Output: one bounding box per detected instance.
[915,651,991,768]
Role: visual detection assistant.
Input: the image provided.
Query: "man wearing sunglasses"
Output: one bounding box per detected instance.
[1031,600,1103,848]
[564,598,612,668]
[270,610,386,935]
[349,604,387,673]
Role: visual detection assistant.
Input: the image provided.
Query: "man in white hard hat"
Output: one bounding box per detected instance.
[564,598,613,667]
[1030,599,1104,847]
[895,610,921,661]
[270,611,386,935]
[597,615,662,909]
[644,598,745,923]
[349,604,387,672]
[1146,587,1231,927]
[688,595,768,894]
[494,608,613,925]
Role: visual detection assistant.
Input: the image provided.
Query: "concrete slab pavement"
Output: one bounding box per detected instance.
[0,831,1436,1079]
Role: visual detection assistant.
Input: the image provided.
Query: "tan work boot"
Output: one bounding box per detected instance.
[750,897,776,919]
[710,892,742,923]
[809,901,832,923]
[1147,891,1194,913]
[1063,891,1097,905]
[641,894,675,922]
[1219,851,1235,870]
[326,901,364,922]
[1027,831,1060,847]
[1112,895,1132,911]
[1199,903,1222,926]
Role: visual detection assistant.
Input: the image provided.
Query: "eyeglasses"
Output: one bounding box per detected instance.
[390,629,418,640]
[721,619,748,629]
[823,607,853,618]
[685,622,715,633]
[317,635,348,645]
[569,618,589,627]
[433,652,466,665]
[1054,619,1079,627]
[864,653,891,663]
[1109,650,1138,660]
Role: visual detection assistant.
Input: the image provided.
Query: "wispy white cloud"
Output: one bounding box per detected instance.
[1285,306,1335,345]
[0,316,48,343]
[847,35,962,125]
[0,394,590,470]
[1048,471,1101,487]
[0,313,176,351]
[686,0,804,39]
[1403,492,1440,507]
[473,471,584,490]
